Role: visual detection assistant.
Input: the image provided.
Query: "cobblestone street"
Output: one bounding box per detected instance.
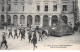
[0,27,80,50]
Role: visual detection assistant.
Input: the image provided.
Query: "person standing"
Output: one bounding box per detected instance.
[0,32,8,49]
[8,29,13,38]
[18,27,21,37]
[21,29,23,40]
[32,34,37,50]
[21,29,25,40]
[23,28,25,39]
[42,29,46,35]
[28,30,32,43]
[14,29,18,39]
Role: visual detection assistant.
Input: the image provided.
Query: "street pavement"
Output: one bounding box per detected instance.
[0,27,80,50]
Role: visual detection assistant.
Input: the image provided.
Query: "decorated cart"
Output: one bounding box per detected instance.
[48,19,73,37]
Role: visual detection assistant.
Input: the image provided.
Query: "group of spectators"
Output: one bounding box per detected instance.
[0,26,48,50]
[28,27,48,50]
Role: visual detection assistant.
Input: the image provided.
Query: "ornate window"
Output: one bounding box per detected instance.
[2,6,4,11]
[63,5,67,11]
[35,15,40,25]
[37,5,40,11]
[7,4,11,11]
[53,5,57,11]
[45,5,48,11]
[20,15,25,24]
[1,15,5,22]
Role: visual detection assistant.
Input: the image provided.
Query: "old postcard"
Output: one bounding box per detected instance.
[0,0,80,50]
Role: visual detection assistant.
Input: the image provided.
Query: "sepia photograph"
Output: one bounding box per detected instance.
[0,0,80,50]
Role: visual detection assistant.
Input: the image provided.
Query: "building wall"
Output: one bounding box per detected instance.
[0,0,78,28]
[79,13,80,21]
[0,0,1,20]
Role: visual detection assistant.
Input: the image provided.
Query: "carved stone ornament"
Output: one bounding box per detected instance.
[27,0,33,4]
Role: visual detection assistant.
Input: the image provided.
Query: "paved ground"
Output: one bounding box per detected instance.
[0,27,80,50]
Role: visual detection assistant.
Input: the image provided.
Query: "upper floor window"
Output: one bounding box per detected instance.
[23,6,24,11]
[8,0,11,1]
[37,5,40,11]
[15,0,18,1]
[63,5,67,11]
[21,0,24,1]
[7,4,11,11]
[1,0,5,4]
[2,0,4,2]
[53,5,57,11]
[2,6,4,11]
[45,5,48,11]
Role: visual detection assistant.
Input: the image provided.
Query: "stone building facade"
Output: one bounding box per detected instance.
[0,0,78,28]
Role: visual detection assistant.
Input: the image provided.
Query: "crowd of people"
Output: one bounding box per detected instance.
[0,22,80,50]
[0,26,48,50]
[28,27,48,50]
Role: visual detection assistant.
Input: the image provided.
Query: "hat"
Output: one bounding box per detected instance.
[2,32,6,34]
[2,32,5,33]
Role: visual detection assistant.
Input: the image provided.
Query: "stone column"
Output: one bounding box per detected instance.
[26,15,27,27]
[18,15,20,26]
[11,15,13,23]
[32,15,35,27]
[5,14,7,22]
[49,15,52,27]
[40,15,43,28]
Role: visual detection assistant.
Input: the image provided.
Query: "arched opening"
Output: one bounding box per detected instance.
[7,15,11,25]
[20,15,25,24]
[27,15,32,27]
[43,15,49,27]
[13,15,18,26]
[51,15,58,25]
[62,15,68,24]
[35,15,40,25]
[1,15,5,23]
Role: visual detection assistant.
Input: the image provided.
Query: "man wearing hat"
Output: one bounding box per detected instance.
[0,32,8,49]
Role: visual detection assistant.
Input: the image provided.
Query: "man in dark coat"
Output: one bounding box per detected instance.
[28,30,32,43]
[23,28,25,39]
[21,29,25,40]
[14,29,18,39]
[21,29,24,40]
[32,34,37,50]
[42,29,46,35]
[0,32,8,49]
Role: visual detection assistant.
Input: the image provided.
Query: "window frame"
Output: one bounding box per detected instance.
[37,5,40,11]
[53,5,57,11]
[44,5,48,11]
[63,5,67,11]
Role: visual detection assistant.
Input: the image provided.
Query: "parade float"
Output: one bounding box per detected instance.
[48,19,73,37]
